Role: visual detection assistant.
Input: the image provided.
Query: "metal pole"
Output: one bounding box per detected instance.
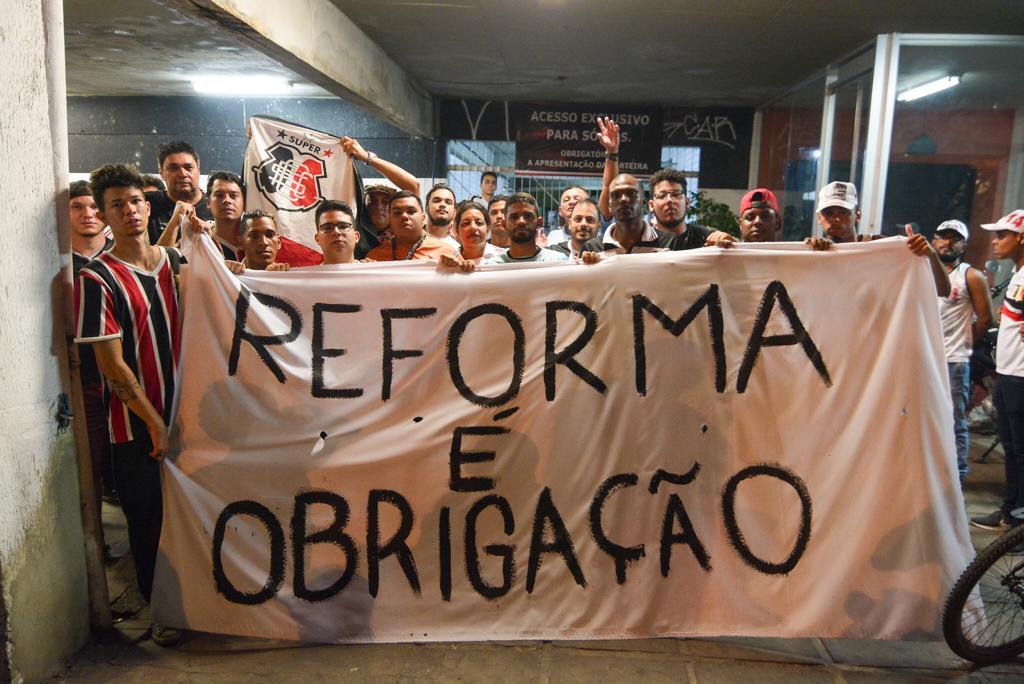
[860,33,901,236]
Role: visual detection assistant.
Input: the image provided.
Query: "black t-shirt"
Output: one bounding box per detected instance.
[670,223,710,250]
[145,191,212,245]
[355,224,383,260]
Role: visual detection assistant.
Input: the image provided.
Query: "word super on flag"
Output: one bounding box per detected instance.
[244,116,358,250]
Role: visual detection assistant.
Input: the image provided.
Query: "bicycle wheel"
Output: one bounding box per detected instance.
[943,524,1024,664]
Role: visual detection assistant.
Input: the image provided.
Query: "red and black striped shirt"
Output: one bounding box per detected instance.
[74,248,181,444]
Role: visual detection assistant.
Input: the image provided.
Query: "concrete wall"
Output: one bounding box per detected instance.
[68,95,444,180]
[0,1,91,680]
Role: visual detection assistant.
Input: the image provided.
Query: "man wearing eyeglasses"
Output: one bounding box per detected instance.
[645,168,709,250]
[582,174,675,254]
[314,200,359,265]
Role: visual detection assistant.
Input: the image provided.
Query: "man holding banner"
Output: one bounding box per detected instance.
[366,191,455,261]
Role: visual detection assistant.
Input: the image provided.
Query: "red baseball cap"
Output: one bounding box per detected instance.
[739,188,780,215]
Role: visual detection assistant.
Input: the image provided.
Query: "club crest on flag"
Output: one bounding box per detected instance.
[245,116,358,249]
[252,142,327,212]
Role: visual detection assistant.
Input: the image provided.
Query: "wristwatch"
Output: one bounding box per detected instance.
[365,151,378,162]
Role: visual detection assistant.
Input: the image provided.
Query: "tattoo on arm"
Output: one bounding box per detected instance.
[109,378,139,402]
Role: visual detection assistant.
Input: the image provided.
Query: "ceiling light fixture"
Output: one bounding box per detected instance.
[897,75,960,102]
[191,75,293,96]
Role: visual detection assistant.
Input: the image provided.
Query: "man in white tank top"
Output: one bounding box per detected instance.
[933,220,993,487]
[972,211,1024,530]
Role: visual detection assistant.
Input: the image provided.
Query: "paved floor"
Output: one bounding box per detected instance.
[48,431,1024,683]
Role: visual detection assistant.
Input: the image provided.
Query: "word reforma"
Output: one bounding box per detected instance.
[228,281,832,405]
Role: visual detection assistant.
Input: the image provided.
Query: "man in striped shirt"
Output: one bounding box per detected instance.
[973,211,1024,531]
[75,163,182,646]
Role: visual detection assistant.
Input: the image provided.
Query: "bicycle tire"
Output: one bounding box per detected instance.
[943,523,1024,664]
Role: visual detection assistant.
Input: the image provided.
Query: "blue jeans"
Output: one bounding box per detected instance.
[948,362,970,480]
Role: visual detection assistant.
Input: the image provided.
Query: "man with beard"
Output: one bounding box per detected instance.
[425,182,458,244]
[485,192,569,264]
[550,197,600,258]
[546,185,589,246]
[582,174,674,254]
[366,191,456,261]
[647,168,709,249]
[488,195,510,248]
[931,220,992,485]
[146,140,212,243]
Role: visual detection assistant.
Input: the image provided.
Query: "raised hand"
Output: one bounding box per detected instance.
[597,117,620,154]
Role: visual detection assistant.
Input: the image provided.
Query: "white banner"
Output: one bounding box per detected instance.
[153,235,974,643]
[244,116,356,250]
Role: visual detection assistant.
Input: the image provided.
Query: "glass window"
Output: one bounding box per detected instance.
[757,77,826,240]
[660,146,701,195]
[446,140,514,201]
[881,40,1024,280]
[827,74,872,189]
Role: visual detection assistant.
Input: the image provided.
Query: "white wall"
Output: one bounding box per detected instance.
[0,1,91,680]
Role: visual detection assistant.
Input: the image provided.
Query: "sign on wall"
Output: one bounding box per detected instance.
[663,107,754,189]
[153,236,973,644]
[440,99,754,187]
[513,103,663,176]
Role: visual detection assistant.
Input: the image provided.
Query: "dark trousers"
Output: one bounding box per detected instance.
[81,381,112,503]
[111,433,163,602]
[994,373,1024,521]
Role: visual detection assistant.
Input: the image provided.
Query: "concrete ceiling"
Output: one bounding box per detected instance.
[330,0,1024,106]
[63,0,331,97]
[65,0,1024,109]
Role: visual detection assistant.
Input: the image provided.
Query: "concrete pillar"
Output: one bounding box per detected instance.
[173,0,435,138]
[0,0,91,680]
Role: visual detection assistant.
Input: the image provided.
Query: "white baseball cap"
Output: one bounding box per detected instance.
[935,219,969,240]
[816,182,858,212]
[981,210,1024,233]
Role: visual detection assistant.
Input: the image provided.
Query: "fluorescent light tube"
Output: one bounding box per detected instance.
[191,76,293,96]
[897,76,960,102]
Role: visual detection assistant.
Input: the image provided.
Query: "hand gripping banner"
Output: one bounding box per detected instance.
[244,116,357,250]
[153,236,974,643]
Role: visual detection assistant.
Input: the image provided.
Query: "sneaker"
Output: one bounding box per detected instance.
[151,622,183,648]
[971,509,1009,530]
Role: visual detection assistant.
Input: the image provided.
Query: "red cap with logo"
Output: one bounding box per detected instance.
[739,188,780,215]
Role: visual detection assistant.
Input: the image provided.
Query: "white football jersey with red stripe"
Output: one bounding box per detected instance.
[997,267,1024,376]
